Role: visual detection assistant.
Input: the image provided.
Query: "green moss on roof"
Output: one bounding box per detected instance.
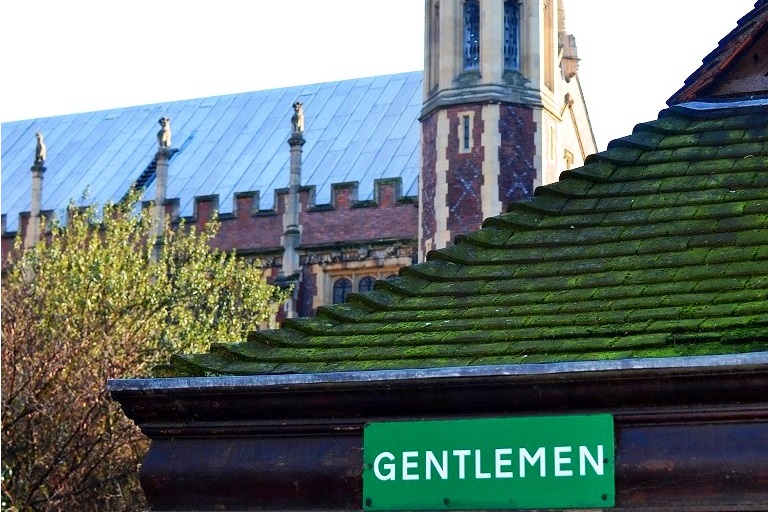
[157,104,768,378]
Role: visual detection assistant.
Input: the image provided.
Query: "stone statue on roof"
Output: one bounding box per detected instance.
[34,132,46,165]
[291,102,304,135]
[157,117,172,148]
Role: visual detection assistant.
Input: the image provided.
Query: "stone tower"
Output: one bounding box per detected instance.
[419,0,596,259]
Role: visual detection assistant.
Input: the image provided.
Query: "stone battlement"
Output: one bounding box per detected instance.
[2,178,418,260]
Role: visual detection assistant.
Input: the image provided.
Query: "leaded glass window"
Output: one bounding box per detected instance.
[504,0,521,71]
[332,278,352,304]
[463,0,480,70]
[358,276,376,293]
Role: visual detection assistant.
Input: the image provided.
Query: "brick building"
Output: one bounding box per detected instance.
[1,0,596,317]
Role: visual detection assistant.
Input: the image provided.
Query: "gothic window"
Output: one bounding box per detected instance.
[332,278,352,304]
[358,276,376,293]
[463,0,480,71]
[504,0,521,71]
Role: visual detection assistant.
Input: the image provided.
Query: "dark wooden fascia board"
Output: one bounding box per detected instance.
[111,356,768,429]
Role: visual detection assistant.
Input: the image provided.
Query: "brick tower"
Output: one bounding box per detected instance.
[419,0,596,259]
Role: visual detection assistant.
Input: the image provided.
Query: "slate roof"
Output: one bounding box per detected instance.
[158,100,768,377]
[1,72,422,232]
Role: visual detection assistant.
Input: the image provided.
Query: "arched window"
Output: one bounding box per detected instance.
[504,0,521,71]
[463,0,480,71]
[358,276,376,293]
[332,278,352,304]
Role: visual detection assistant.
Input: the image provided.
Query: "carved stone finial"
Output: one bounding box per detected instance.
[157,117,172,148]
[559,33,579,82]
[291,102,304,135]
[34,132,47,165]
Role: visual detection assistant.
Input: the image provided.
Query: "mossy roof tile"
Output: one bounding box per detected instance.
[456,226,516,248]
[685,117,728,132]
[344,289,402,310]
[744,125,768,140]
[601,209,653,226]
[282,317,339,335]
[743,198,768,213]
[670,146,721,161]
[509,194,567,215]
[731,155,768,172]
[537,211,607,228]
[722,114,768,130]
[636,114,690,133]
[594,195,638,212]
[596,147,644,164]
[657,132,702,149]
[158,103,768,377]
[315,303,372,323]
[540,178,594,197]
[687,158,735,174]
[378,275,431,296]
[697,129,746,146]
[636,149,676,165]
[560,160,617,183]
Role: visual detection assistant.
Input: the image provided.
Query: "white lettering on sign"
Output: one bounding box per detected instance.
[554,446,572,476]
[426,451,448,480]
[519,447,545,477]
[580,445,604,476]
[495,448,513,478]
[402,451,419,480]
[374,451,396,480]
[371,445,604,481]
[453,450,471,479]
[475,449,491,479]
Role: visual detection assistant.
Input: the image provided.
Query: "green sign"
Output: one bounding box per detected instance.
[363,414,614,510]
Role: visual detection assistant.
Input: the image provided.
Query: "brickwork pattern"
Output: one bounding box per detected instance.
[300,183,417,246]
[498,105,537,209]
[446,106,484,239]
[154,180,418,255]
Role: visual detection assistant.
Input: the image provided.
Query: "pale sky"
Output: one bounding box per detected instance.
[0,0,758,151]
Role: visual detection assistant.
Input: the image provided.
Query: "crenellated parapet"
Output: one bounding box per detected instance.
[106,178,420,257]
[2,178,417,256]
[1,210,55,259]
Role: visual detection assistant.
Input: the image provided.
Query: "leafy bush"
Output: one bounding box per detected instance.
[1,195,288,511]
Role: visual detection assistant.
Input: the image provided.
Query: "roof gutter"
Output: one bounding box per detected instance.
[108,351,768,394]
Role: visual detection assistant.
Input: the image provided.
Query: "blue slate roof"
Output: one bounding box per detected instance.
[1,71,423,232]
